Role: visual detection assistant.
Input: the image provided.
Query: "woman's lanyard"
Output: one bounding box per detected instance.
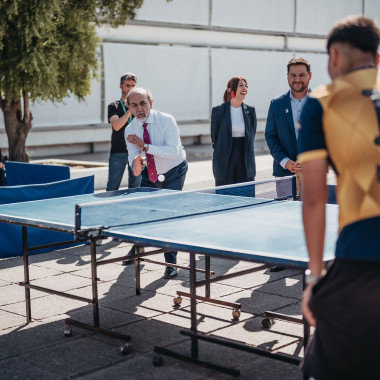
[120,99,133,125]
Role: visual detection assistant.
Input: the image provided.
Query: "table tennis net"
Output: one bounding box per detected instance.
[75,176,295,232]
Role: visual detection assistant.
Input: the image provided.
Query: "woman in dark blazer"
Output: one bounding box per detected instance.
[211,76,257,186]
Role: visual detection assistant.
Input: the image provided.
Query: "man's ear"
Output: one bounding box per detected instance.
[329,47,339,69]
[375,53,379,67]
[120,83,123,90]
[149,99,153,108]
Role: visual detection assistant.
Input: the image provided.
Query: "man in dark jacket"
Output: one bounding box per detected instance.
[265,57,312,179]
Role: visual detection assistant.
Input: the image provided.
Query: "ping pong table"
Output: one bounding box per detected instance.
[0,177,339,376]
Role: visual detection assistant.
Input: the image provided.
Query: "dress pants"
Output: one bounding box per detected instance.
[215,137,252,187]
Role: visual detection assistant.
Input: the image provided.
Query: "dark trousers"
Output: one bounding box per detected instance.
[215,137,252,187]
[303,259,380,379]
[0,168,5,186]
[141,160,188,264]
[107,152,141,191]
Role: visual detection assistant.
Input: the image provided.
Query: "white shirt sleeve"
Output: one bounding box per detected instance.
[125,121,142,167]
[280,157,290,169]
[147,114,181,158]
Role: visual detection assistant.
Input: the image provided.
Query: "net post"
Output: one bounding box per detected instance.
[292,176,298,200]
[74,204,81,240]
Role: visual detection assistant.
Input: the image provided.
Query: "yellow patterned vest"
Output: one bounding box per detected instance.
[299,68,380,232]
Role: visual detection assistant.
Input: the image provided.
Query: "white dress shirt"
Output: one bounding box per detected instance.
[125,109,186,175]
[280,91,308,169]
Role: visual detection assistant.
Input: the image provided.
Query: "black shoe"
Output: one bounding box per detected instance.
[164,266,178,279]
[269,266,285,272]
[122,246,136,266]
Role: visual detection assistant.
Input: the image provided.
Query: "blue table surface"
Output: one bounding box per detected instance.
[0,188,339,267]
[104,200,339,268]
[0,188,167,231]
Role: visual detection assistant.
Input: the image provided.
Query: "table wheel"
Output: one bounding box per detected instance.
[262,318,273,329]
[232,308,241,320]
[173,296,182,306]
[119,342,130,355]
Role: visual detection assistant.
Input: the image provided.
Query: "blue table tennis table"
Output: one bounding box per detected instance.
[0,177,339,376]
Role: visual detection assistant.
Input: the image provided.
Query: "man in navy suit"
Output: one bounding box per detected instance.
[265,57,312,179]
[265,57,312,272]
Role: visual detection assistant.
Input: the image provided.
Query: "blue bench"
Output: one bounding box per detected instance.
[0,176,94,258]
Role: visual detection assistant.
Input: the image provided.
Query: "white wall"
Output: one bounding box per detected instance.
[296,0,362,35]
[212,0,295,33]
[103,43,210,122]
[135,0,209,25]
[30,76,102,127]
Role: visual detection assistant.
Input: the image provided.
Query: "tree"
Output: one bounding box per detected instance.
[0,0,143,161]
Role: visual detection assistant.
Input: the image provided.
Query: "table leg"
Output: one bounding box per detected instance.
[90,238,100,328]
[22,226,31,323]
[135,245,141,295]
[190,252,198,358]
[205,255,211,298]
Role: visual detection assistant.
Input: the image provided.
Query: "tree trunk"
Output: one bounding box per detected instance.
[0,92,32,162]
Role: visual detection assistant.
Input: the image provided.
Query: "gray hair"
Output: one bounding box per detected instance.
[126,87,153,105]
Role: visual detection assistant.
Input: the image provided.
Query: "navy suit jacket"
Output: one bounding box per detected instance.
[211,101,257,181]
[265,90,297,177]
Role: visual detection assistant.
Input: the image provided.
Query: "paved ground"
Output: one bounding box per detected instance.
[0,147,309,379]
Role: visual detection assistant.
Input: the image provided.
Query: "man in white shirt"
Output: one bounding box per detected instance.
[124,87,188,279]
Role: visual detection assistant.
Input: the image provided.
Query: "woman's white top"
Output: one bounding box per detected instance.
[230,106,245,137]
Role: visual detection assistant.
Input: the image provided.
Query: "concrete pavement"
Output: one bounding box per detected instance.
[0,147,309,379]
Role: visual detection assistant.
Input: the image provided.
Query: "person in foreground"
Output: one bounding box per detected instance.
[125,87,188,279]
[298,15,380,379]
[211,76,257,186]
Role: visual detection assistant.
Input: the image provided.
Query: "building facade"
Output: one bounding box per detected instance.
[1,0,379,157]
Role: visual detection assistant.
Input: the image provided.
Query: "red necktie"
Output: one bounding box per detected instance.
[142,123,158,183]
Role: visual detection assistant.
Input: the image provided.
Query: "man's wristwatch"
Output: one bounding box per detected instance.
[304,269,325,286]
[143,143,149,152]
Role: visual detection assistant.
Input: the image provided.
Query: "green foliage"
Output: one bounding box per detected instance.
[0,0,144,104]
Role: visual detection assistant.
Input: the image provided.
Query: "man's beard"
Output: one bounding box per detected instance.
[137,113,148,123]
[291,83,306,93]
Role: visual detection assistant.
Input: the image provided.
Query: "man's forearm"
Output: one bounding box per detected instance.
[302,199,326,275]
[301,158,329,275]
[111,112,130,131]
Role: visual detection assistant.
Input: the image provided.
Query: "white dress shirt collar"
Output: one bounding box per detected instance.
[136,110,155,127]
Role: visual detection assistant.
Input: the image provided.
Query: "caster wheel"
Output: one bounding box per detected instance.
[262,318,272,329]
[63,325,72,337]
[232,308,241,319]
[173,296,182,306]
[119,343,130,355]
[153,355,163,367]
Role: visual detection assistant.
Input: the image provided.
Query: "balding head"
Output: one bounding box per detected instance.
[127,87,153,122]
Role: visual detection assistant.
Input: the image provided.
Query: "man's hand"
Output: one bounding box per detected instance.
[132,155,146,176]
[127,134,144,150]
[293,161,302,173]
[285,160,302,173]
[302,284,316,326]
